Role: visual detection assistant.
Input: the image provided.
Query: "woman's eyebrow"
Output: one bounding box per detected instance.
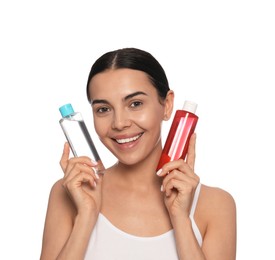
[91,99,109,105]
[91,91,148,105]
[124,91,148,101]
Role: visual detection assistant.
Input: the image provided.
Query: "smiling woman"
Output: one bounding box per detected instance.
[88,68,169,166]
[40,48,236,260]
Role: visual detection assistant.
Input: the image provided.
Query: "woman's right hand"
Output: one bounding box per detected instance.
[59,142,103,216]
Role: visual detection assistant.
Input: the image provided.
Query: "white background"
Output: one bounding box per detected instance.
[0,0,274,259]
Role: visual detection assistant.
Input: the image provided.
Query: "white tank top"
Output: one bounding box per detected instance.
[84,183,202,259]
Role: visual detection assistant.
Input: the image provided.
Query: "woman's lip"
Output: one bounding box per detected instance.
[112,132,144,144]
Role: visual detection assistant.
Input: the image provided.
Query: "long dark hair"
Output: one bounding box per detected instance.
[86,48,170,102]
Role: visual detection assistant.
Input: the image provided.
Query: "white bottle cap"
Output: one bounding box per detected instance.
[182,100,198,114]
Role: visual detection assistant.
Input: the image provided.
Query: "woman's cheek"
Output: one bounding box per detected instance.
[136,108,164,127]
[94,118,108,137]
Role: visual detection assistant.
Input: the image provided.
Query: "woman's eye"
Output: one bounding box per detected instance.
[130,101,143,108]
[97,107,110,113]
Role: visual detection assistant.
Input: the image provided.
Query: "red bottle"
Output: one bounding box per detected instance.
[156,100,198,171]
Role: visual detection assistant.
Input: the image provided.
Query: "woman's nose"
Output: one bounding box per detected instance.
[111,110,132,130]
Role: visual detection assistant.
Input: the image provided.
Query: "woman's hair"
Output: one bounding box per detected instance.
[86,47,170,102]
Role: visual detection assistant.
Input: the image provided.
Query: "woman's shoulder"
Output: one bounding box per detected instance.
[196,184,237,257]
[40,179,77,258]
[50,177,63,192]
[49,178,67,201]
[200,184,235,202]
[195,183,236,242]
[47,178,76,219]
[200,183,236,208]
[198,183,236,219]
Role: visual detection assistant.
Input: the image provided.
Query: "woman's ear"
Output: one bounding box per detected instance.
[163,90,174,121]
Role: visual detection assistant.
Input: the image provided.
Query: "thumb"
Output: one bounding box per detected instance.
[186,133,196,170]
[60,142,70,172]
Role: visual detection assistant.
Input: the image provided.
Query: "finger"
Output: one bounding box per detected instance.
[163,174,199,197]
[60,142,70,172]
[64,162,99,182]
[64,171,97,191]
[186,133,196,170]
[161,169,187,190]
[64,156,96,176]
[157,159,192,177]
[161,166,200,196]
[163,178,183,197]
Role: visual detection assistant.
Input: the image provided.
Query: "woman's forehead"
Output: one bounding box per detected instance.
[88,69,156,100]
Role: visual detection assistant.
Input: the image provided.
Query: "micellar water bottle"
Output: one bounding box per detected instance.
[156,100,198,171]
[59,103,105,173]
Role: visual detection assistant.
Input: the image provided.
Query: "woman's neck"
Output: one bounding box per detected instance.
[109,144,163,188]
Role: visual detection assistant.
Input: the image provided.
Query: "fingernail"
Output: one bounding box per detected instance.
[95,173,100,179]
[92,160,98,165]
[160,185,164,192]
[156,169,162,176]
[93,181,97,187]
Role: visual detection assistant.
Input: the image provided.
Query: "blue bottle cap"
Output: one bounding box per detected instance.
[59,103,75,118]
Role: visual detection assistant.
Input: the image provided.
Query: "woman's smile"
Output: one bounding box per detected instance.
[113,132,144,144]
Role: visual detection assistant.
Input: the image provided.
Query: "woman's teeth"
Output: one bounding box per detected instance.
[116,133,142,144]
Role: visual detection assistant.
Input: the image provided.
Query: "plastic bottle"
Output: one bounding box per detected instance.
[156,100,198,171]
[59,103,105,173]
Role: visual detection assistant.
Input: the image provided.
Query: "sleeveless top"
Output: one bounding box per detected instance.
[84,183,202,260]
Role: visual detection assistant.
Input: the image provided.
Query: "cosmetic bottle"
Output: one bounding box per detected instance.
[59,103,105,173]
[156,100,198,171]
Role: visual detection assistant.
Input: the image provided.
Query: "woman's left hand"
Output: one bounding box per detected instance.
[157,134,200,219]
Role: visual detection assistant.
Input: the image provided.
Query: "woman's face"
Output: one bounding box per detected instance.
[88,68,173,166]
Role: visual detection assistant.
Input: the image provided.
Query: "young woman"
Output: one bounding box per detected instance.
[40,48,236,259]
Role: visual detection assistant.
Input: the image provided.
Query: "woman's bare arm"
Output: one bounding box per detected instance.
[201,186,237,260]
[40,179,99,260]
